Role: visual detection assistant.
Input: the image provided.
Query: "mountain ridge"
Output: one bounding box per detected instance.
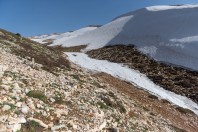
[32,4,198,71]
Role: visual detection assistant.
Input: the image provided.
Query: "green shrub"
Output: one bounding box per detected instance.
[26,90,47,103]
[15,33,21,37]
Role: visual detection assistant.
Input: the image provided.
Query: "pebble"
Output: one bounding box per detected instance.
[0,84,10,91]
[51,124,66,131]
[99,121,106,131]
[28,117,48,128]
[2,105,11,111]
[12,123,21,132]
[15,102,22,107]
[50,98,55,103]
[21,105,29,114]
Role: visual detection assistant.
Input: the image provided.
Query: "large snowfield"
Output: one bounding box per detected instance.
[31,27,98,44]
[33,4,198,71]
[66,52,198,115]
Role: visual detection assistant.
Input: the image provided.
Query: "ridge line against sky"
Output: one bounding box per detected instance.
[0,0,197,36]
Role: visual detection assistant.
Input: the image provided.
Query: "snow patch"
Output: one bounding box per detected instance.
[146,4,198,11]
[66,52,198,116]
[31,27,98,45]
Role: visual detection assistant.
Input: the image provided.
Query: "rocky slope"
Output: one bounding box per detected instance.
[0,29,198,132]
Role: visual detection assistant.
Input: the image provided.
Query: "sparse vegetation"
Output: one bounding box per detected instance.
[92,81,104,88]
[117,102,127,113]
[97,101,108,109]
[175,106,194,115]
[169,124,187,132]
[52,45,87,52]
[21,120,43,132]
[148,95,158,100]
[15,33,21,37]
[26,90,47,103]
[0,29,70,74]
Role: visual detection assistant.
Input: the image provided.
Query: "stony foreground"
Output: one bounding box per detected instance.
[0,29,198,131]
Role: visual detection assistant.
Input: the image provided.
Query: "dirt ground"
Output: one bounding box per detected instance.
[94,72,198,132]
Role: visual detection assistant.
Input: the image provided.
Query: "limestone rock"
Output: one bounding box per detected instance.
[28,117,48,128]
[2,105,11,111]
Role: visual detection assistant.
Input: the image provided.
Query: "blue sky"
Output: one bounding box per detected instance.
[0,0,197,36]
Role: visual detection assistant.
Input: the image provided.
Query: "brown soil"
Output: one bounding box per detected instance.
[94,72,198,132]
[52,45,87,52]
[87,45,198,104]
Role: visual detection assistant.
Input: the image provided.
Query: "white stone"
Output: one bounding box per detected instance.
[0,90,7,95]
[67,120,77,130]
[36,104,41,108]
[28,117,48,128]
[48,122,53,128]
[0,84,10,91]
[74,85,78,89]
[95,110,104,119]
[99,121,106,131]
[12,123,21,132]
[73,124,77,129]
[2,105,11,111]
[25,88,30,94]
[50,98,55,103]
[51,125,66,131]
[55,109,68,118]
[21,105,29,114]
[15,102,22,107]
[0,115,8,123]
[13,83,20,90]
[17,117,26,124]
[112,122,118,127]
[42,111,47,117]
[8,117,17,124]
[28,103,35,110]
[2,77,12,84]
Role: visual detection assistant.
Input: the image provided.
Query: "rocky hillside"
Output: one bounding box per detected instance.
[0,29,198,131]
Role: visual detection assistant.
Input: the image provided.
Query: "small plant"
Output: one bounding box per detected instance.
[92,81,104,88]
[148,95,158,100]
[71,74,81,80]
[1,103,16,111]
[108,91,117,99]
[97,101,108,109]
[15,33,21,37]
[20,97,27,102]
[52,45,87,52]
[21,120,43,132]
[100,96,113,107]
[26,90,47,103]
[175,106,194,115]
[169,124,187,132]
[54,96,64,104]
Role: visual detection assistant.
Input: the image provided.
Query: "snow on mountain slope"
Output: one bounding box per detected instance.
[66,52,198,115]
[31,27,98,44]
[55,4,198,71]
